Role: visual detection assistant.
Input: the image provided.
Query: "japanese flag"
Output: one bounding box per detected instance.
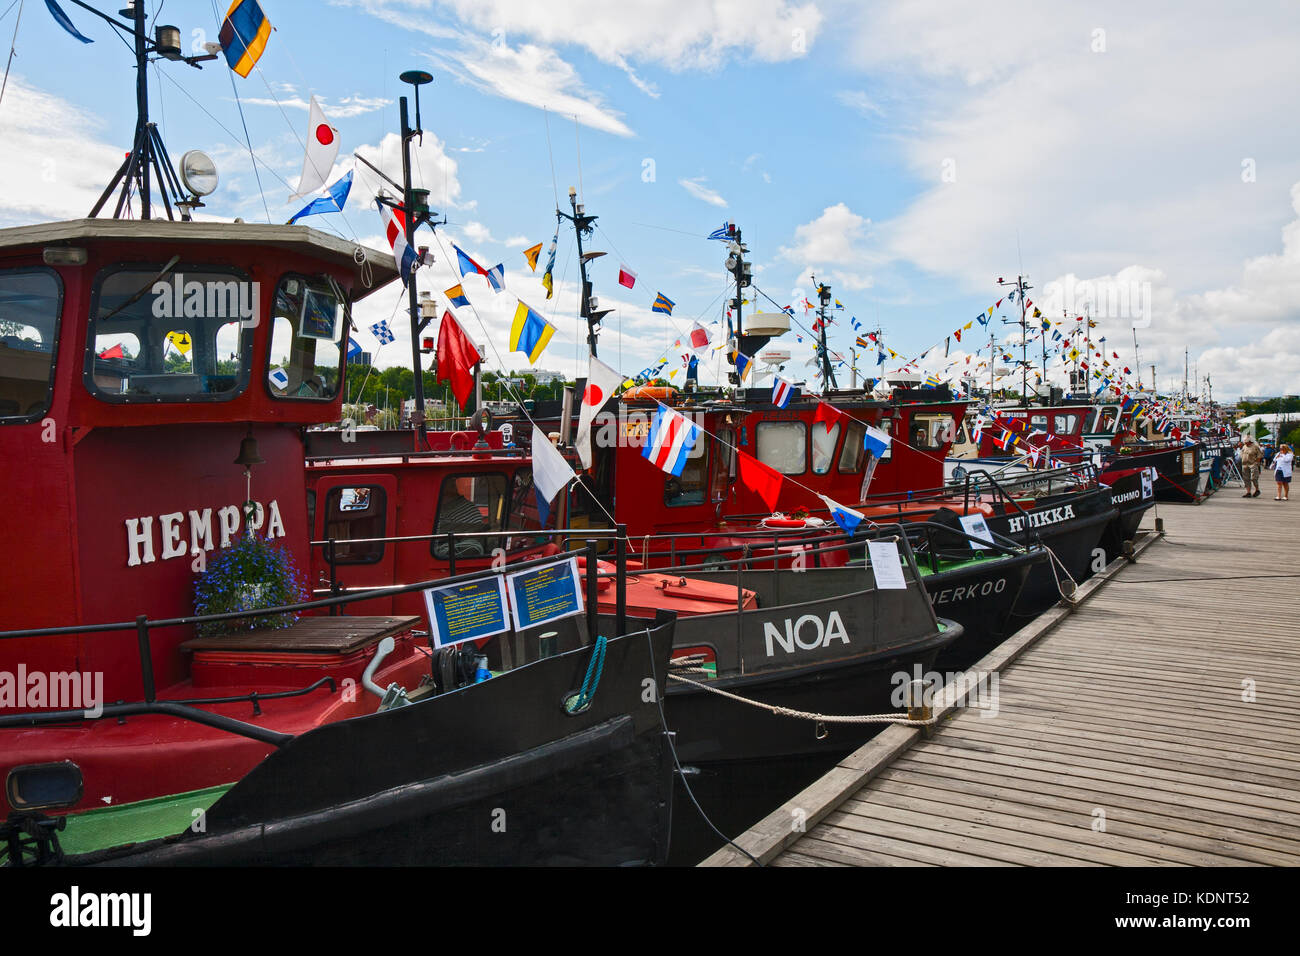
[292,96,340,199]
[576,355,623,469]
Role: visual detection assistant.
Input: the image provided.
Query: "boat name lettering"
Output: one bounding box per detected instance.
[1110,489,1142,505]
[1007,503,1075,534]
[932,577,1007,604]
[125,499,285,567]
[763,610,850,657]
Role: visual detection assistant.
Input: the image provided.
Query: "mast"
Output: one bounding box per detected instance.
[813,277,837,388]
[996,274,1031,406]
[558,188,610,357]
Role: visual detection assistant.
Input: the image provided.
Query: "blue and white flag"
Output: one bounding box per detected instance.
[370,319,395,345]
[863,424,892,458]
[379,201,420,286]
[772,376,794,409]
[346,336,362,360]
[819,495,865,537]
[643,403,701,478]
[289,169,353,224]
[268,367,289,390]
[707,222,732,241]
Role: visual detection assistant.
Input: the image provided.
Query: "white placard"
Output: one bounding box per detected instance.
[867,540,908,590]
[959,513,994,550]
[1141,467,1154,499]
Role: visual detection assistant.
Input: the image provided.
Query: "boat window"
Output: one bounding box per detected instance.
[756,420,806,474]
[812,421,841,474]
[85,266,252,403]
[1097,407,1118,433]
[1054,413,1079,435]
[323,485,387,564]
[910,415,948,450]
[0,268,62,423]
[666,445,709,507]
[267,275,345,401]
[711,425,736,500]
[838,421,866,472]
[431,473,531,558]
[1030,414,1048,431]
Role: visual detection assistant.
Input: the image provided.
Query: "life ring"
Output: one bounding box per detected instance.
[622,385,678,402]
[758,514,825,530]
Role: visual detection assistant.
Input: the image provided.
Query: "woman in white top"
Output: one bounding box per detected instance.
[1274,443,1294,500]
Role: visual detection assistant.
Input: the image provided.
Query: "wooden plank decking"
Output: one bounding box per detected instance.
[703,489,1300,866]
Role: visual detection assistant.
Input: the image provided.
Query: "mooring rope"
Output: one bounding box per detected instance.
[1041,542,1081,603]
[666,672,940,726]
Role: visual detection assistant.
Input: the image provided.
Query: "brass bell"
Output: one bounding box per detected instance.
[234,427,264,467]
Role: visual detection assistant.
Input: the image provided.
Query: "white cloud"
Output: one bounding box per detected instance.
[239,95,392,119]
[679,177,728,207]
[461,221,494,244]
[778,202,878,291]
[835,90,883,117]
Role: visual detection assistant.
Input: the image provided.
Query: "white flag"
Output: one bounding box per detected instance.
[575,355,623,470]
[531,425,575,507]
[291,96,340,200]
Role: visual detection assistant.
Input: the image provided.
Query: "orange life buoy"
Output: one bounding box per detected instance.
[759,514,809,529]
[621,385,678,402]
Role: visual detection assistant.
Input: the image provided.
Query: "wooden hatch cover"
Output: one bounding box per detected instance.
[180,616,422,655]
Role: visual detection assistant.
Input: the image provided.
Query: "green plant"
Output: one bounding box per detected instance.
[192,529,308,637]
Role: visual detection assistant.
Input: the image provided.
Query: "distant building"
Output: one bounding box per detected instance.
[348,350,372,367]
[516,368,566,385]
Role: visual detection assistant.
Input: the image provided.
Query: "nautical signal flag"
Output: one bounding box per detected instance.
[707,222,732,241]
[643,403,701,478]
[820,495,865,537]
[370,319,395,345]
[289,169,353,224]
[347,337,362,360]
[652,292,674,315]
[541,234,557,299]
[509,301,556,364]
[45,0,94,43]
[218,0,272,78]
[444,284,470,308]
[165,330,192,355]
[688,322,710,351]
[772,376,794,409]
[576,355,623,469]
[98,343,126,360]
[737,450,783,511]
[863,424,891,458]
[291,97,339,200]
[453,243,505,292]
[436,311,480,407]
[268,367,290,390]
[530,425,576,527]
[379,201,421,286]
[734,351,753,381]
[522,242,543,272]
[618,264,637,288]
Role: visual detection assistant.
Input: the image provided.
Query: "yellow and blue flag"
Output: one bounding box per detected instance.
[444,284,470,308]
[219,0,272,79]
[652,292,674,315]
[510,301,555,364]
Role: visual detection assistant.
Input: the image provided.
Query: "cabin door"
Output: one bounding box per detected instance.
[310,474,399,615]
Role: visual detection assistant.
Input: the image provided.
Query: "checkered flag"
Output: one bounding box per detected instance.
[370,320,395,345]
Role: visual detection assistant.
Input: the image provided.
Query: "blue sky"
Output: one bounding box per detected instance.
[3,0,1300,399]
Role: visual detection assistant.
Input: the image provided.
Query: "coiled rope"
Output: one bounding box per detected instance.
[564,635,607,714]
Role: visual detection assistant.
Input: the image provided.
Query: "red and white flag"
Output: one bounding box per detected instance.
[618,264,637,288]
[292,96,340,199]
[576,355,623,469]
[688,321,710,352]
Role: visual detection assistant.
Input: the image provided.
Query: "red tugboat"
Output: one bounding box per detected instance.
[0,28,676,867]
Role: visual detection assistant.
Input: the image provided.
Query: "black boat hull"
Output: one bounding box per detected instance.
[925,549,1044,668]
[1097,468,1155,561]
[69,621,678,867]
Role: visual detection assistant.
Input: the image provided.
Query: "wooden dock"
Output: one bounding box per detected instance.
[703,490,1300,867]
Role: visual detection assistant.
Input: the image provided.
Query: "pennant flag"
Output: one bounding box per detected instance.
[435,311,481,407]
[522,242,543,271]
[268,367,289,390]
[531,425,576,527]
[370,319,395,345]
[643,403,701,478]
[98,343,126,360]
[737,450,783,511]
[819,495,865,537]
[509,301,556,364]
[45,0,94,43]
[953,328,962,342]
[218,0,272,78]
[485,263,505,292]
[379,201,420,286]
[688,322,711,351]
[288,169,353,224]
[863,424,891,458]
[652,292,675,315]
[812,401,846,432]
[618,264,637,288]
[454,243,502,290]
[977,312,989,327]
[772,376,794,409]
[444,284,470,308]
[877,349,886,366]
[835,299,844,310]
[291,97,340,199]
[541,234,557,299]
[346,336,362,360]
[707,222,732,241]
[165,330,192,355]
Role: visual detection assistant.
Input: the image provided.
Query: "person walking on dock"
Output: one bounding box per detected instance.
[1240,433,1263,497]
[1273,443,1293,501]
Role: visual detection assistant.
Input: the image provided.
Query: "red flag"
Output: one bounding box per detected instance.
[618,264,637,288]
[435,310,481,407]
[953,328,962,342]
[737,450,783,511]
[98,343,126,359]
[812,401,846,433]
